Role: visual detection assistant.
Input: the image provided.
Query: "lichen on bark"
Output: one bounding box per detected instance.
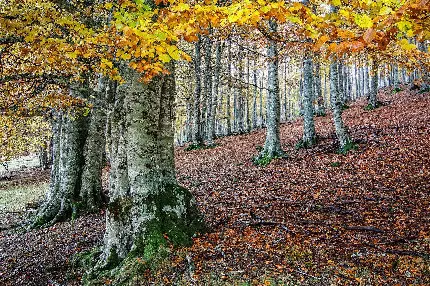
[90,62,205,283]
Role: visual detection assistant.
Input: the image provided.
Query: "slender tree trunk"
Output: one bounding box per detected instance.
[252,61,258,129]
[256,20,284,160]
[101,63,204,268]
[203,34,213,141]
[314,58,325,116]
[301,52,316,147]
[259,77,264,128]
[226,39,232,135]
[192,38,204,146]
[330,58,351,150]
[185,99,192,142]
[207,40,221,145]
[237,49,245,134]
[369,56,379,109]
[283,61,288,121]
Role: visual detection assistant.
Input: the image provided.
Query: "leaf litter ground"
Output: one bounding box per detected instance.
[0,87,429,285]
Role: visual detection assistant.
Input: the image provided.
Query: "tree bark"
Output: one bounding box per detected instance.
[369,56,379,109]
[301,52,316,147]
[256,20,284,160]
[34,85,106,226]
[203,33,213,141]
[101,63,204,267]
[252,60,258,129]
[192,38,204,146]
[314,58,325,116]
[330,58,351,150]
[207,40,221,146]
[226,39,232,135]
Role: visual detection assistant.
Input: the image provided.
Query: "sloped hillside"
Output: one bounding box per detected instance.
[1,87,429,285]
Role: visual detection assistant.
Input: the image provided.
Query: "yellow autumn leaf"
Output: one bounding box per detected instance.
[379,6,392,15]
[167,45,180,61]
[159,53,171,63]
[398,39,416,51]
[332,0,341,6]
[397,20,412,33]
[354,13,373,28]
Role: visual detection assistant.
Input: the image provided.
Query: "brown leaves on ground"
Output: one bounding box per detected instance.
[174,87,430,285]
[1,87,429,285]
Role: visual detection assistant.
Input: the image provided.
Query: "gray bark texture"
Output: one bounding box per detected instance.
[34,85,106,227]
[203,34,213,141]
[330,58,351,150]
[369,57,379,109]
[301,53,316,146]
[192,38,204,146]
[101,63,205,267]
[256,20,284,160]
[207,40,221,145]
[252,62,258,129]
[314,59,325,116]
[226,39,232,135]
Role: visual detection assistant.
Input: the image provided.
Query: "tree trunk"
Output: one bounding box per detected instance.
[256,20,284,161]
[203,34,213,141]
[314,58,325,116]
[207,40,221,145]
[236,49,245,134]
[192,38,204,146]
[369,56,379,109]
[252,61,258,129]
[330,58,351,150]
[301,52,316,147]
[34,110,88,226]
[34,85,106,226]
[100,63,204,269]
[80,102,107,212]
[38,144,49,170]
[226,39,232,135]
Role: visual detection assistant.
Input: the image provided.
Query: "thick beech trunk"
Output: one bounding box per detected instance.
[330,59,351,150]
[101,64,204,267]
[256,20,284,160]
[34,84,106,227]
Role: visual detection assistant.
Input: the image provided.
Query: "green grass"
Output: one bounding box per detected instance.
[0,182,47,213]
[337,141,358,155]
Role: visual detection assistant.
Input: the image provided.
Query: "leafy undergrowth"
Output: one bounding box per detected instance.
[1,87,429,285]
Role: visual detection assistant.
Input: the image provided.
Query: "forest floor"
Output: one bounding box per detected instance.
[0,86,429,285]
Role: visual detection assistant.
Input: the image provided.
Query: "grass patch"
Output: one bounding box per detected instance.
[0,182,47,213]
[340,104,349,111]
[392,87,402,94]
[337,141,358,155]
[330,161,341,167]
[253,153,273,167]
[364,101,383,111]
